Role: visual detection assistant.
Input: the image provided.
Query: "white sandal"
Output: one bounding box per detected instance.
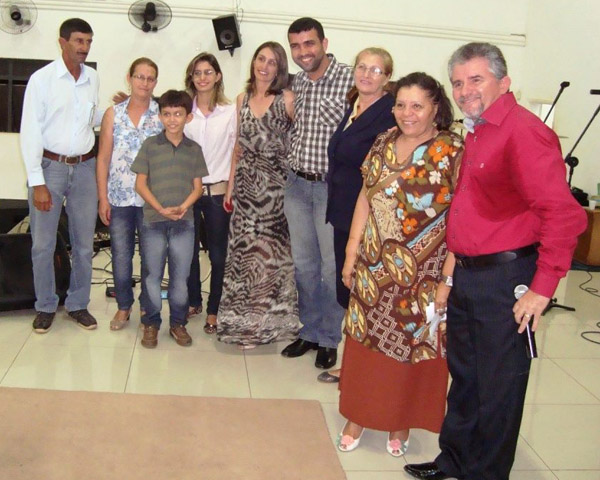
[386,435,409,457]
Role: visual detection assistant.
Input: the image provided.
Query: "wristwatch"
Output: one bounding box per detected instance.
[440,274,453,287]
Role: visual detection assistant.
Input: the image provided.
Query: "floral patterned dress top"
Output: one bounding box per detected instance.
[344,128,463,364]
[108,98,162,207]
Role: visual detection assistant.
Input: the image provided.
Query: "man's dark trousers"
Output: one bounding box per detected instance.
[436,253,536,480]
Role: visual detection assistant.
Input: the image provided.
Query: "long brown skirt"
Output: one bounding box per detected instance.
[339,336,449,433]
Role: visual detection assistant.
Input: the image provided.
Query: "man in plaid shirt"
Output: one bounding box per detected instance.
[281,17,353,370]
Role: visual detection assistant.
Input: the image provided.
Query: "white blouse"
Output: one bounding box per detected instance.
[184,100,236,184]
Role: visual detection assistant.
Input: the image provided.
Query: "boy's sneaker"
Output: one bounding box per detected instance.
[67,309,98,330]
[169,325,192,346]
[141,325,159,348]
[33,311,55,333]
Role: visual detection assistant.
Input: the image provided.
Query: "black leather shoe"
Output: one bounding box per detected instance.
[404,462,451,480]
[315,347,337,369]
[281,339,318,358]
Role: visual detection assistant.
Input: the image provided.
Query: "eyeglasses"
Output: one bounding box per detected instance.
[193,69,215,77]
[160,111,186,118]
[355,64,385,77]
[131,74,157,84]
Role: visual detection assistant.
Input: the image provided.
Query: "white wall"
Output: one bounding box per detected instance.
[522,0,600,197]
[2,0,597,199]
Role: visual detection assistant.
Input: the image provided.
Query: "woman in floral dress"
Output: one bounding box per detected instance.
[336,72,463,457]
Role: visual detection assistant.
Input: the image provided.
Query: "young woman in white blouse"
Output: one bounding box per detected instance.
[184,52,237,333]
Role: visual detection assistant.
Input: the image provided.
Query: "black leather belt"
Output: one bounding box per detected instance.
[291,168,325,182]
[43,149,95,165]
[455,244,538,269]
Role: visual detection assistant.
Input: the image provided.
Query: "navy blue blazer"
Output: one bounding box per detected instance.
[326,93,396,231]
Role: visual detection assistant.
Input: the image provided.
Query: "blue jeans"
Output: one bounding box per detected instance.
[109,205,145,311]
[140,219,194,328]
[28,157,98,313]
[284,172,344,348]
[188,194,230,315]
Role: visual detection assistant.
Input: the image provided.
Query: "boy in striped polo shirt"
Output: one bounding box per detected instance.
[132,90,208,348]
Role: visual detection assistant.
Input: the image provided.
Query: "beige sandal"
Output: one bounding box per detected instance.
[110,309,131,330]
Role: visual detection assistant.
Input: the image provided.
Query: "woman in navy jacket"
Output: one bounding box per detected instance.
[326,47,396,310]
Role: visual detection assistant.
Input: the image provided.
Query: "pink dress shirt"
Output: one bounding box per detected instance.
[447,93,587,297]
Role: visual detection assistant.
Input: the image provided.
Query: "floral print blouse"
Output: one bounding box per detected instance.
[108,98,162,207]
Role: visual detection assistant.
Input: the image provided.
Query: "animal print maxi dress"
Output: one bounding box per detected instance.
[217,93,300,346]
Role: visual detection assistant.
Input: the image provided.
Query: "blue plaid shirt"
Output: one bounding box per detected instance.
[289,54,353,175]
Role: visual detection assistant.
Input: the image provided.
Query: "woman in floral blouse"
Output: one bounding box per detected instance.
[336,72,463,457]
[97,57,162,330]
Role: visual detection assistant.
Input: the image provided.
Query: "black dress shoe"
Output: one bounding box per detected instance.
[404,462,451,480]
[281,339,318,358]
[315,347,337,369]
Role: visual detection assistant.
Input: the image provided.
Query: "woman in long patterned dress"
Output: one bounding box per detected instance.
[217,42,299,348]
[97,57,162,330]
[336,72,463,456]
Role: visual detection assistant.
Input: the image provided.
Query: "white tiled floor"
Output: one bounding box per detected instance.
[1,251,599,479]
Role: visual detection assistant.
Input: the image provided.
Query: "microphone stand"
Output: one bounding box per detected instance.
[543,98,600,316]
[544,81,570,124]
[564,102,600,187]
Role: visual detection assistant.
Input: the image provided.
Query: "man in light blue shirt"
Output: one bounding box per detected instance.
[20,18,102,333]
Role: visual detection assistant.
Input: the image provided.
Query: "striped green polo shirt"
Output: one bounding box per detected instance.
[131,132,208,223]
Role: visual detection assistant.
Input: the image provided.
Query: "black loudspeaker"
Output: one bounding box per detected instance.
[212,14,241,55]
[0,233,71,311]
[0,199,71,250]
[0,199,29,234]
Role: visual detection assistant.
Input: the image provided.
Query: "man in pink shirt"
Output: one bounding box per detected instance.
[405,43,587,480]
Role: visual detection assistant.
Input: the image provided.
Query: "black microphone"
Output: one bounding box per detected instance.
[544,81,570,123]
[514,285,538,359]
[590,89,600,95]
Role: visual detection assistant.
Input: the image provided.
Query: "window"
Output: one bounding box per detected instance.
[0,58,96,133]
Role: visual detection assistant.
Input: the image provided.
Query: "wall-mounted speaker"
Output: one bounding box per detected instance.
[212,14,241,56]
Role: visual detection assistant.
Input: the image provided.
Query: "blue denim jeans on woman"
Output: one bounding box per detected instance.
[109,205,145,311]
[28,157,98,313]
[283,172,345,348]
[140,219,194,328]
[187,193,230,315]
